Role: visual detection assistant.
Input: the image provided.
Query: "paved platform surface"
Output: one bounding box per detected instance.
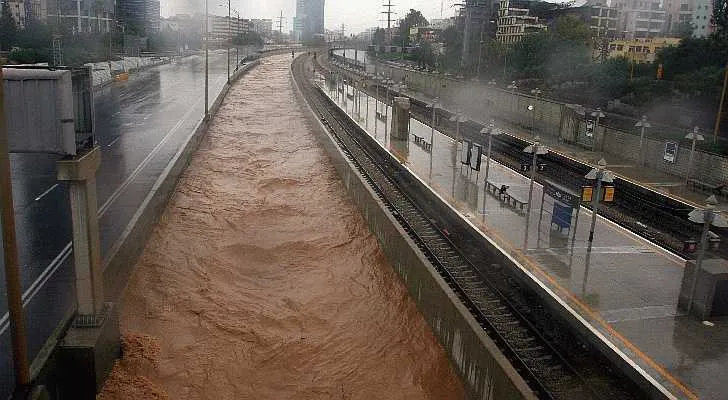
[317,75,728,400]
[399,84,728,213]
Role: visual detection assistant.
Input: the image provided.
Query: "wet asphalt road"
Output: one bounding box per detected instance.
[0,49,237,394]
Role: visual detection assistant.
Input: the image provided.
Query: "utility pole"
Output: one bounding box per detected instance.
[714,62,728,144]
[277,10,285,42]
[461,3,472,71]
[381,0,395,44]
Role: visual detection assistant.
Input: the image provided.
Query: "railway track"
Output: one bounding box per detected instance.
[293,55,648,399]
[324,60,709,259]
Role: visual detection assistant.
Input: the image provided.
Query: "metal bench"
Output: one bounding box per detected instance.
[504,192,529,211]
[485,181,528,211]
[688,178,726,198]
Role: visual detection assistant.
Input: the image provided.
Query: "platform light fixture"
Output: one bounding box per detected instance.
[684,126,704,187]
[585,158,614,245]
[635,115,651,166]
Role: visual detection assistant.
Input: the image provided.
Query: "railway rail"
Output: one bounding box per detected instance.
[293,54,648,399]
[323,60,717,259]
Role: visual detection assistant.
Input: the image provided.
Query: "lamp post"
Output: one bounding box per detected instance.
[523,136,548,217]
[585,158,614,245]
[590,108,605,152]
[428,97,439,144]
[685,126,705,187]
[686,195,728,314]
[527,104,535,137]
[714,62,728,144]
[481,119,501,213]
[449,111,466,143]
[635,115,651,167]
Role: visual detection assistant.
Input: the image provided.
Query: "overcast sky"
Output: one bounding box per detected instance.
[163,0,460,34]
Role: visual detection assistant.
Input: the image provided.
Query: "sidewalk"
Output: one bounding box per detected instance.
[317,78,728,400]
[98,55,464,399]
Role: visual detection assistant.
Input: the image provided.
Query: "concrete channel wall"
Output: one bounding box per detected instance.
[369,59,728,184]
[292,63,536,400]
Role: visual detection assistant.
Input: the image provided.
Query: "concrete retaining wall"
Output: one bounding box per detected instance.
[371,60,727,184]
[88,57,171,89]
[292,63,536,400]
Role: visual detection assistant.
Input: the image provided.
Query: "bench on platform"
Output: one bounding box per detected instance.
[485,181,528,212]
[688,178,727,199]
[504,192,529,211]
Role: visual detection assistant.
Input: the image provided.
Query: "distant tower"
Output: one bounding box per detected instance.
[294,0,325,42]
[381,0,395,44]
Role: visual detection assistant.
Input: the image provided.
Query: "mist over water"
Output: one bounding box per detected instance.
[99,54,465,400]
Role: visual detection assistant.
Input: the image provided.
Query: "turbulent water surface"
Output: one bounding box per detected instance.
[98,54,465,400]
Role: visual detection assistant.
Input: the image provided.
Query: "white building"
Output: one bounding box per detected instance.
[496,0,547,44]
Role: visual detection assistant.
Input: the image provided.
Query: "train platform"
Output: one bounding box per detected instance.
[394,85,728,214]
[315,75,728,400]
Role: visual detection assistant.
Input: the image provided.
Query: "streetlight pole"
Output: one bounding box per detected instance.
[204,0,209,120]
[686,195,728,315]
[429,97,439,144]
[481,119,500,213]
[585,158,614,245]
[685,126,705,187]
[528,104,535,137]
[0,68,31,391]
[590,108,605,152]
[523,136,547,217]
[635,115,651,167]
[449,112,465,143]
[713,62,728,144]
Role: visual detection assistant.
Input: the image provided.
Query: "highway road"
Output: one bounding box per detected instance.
[0,49,237,395]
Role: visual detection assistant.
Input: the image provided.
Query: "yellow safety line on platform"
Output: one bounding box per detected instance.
[425,179,698,400]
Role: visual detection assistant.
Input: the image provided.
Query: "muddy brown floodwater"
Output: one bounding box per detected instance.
[98,54,465,400]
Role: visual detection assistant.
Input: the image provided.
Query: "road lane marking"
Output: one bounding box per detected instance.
[0,243,73,337]
[0,75,230,339]
[107,136,122,147]
[34,184,59,202]
[98,75,225,218]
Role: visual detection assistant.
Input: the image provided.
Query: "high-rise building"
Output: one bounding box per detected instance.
[45,0,114,33]
[496,0,546,44]
[664,0,714,37]
[250,19,274,38]
[293,0,325,42]
[613,0,667,38]
[117,0,161,35]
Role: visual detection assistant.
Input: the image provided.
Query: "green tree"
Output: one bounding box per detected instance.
[713,0,728,39]
[509,16,590,83]
[372,27,385,47]
[413,42,436,68]
[0,0,17,51]
[440,25,462,72]
[671,21,694,38]
[396,9,428,47]
[551,15,591,43]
